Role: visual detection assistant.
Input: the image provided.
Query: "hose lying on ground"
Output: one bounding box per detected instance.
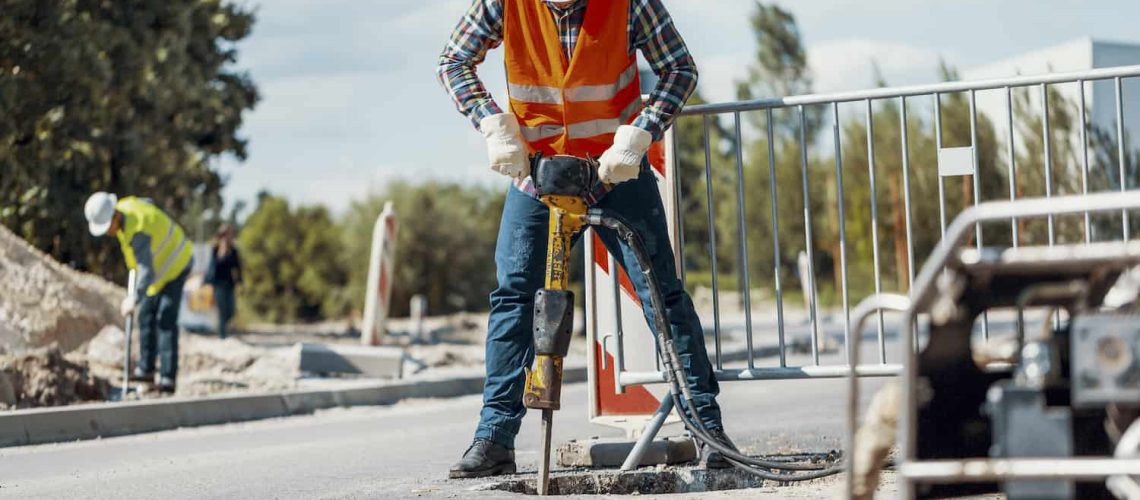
[586,210,844,482]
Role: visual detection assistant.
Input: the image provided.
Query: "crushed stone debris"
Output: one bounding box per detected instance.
[0,344,109,409]
[84,326,299,398]
[0,224,122,354]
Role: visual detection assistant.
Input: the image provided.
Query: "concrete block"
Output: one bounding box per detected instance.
[299,343,404,378]
[556,435,696,468]
[402,377,484,400]
[336,385,396,407]
[189,393,290,424]
[162,398,230,429]
[0,413,29,447]
[280,389,340,414]
[19,400,180,445]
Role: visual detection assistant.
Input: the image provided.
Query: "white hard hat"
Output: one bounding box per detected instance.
[84,192,118,236]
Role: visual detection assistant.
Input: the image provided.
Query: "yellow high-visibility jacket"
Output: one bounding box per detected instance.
[114,196,193,299]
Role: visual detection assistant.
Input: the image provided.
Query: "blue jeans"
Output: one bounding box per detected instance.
[475,167,722,448]
[137,266,190,380]
[213,282,236,339]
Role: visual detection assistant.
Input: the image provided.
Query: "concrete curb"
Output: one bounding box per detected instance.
[0,366,588,448]
[0,334,791,448]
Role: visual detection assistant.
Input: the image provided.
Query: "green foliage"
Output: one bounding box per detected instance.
[671,92,734,274]
[0,0,258,279]
[673,2,832,306]
[342,181,506,318]
[736,2,823,137]
[238,194,350,322]
[690,51,1006,307]
[1087,119,1140,239]
[826,65,1005,302]
[676,1,1140,311]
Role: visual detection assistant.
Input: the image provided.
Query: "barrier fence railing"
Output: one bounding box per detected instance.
[604,64,1140,392]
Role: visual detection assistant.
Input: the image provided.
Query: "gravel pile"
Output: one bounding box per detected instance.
[0,344,109,409]
[0,224,122,354]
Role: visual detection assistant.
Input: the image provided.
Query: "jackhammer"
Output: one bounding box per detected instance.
[524,154,841,495]
[524,154,591,495]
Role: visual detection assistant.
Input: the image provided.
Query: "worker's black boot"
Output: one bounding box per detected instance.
[449,439,516,478]
[130,367,154,382]
[699,428,740,469]
[157,376,176,394]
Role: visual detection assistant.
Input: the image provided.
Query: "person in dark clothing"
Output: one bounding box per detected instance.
[206,224,242,339]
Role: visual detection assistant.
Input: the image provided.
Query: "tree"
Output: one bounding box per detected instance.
[238,194,350,322]
[671,91,735,280]
[342,181,506,318]
[679,1,831,303]
[830,63,1003,298]
[679,2,1019,308]
[735,1,822,138]
[1088,124,1140,240]
[0,0,258,280]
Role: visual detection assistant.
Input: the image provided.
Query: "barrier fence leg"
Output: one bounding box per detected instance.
[620,397,674,471]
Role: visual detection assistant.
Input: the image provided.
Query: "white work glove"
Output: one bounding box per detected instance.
[598,125,652,185]
[480,113,530,179]
[120,296,137,317]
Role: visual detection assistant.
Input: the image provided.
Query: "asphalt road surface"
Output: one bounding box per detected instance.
[0,345,891,499]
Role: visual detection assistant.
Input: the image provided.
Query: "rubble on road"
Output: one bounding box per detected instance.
[84,326,299,397]
[0,344,109,409]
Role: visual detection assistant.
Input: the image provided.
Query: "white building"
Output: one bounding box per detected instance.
[962,38,1140,170]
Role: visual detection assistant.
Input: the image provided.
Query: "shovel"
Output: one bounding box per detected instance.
[121,269,137,401]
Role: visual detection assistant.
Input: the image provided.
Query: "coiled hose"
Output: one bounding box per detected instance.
[586,209,844,482]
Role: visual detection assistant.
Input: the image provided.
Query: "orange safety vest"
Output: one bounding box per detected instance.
[503,0,642,158]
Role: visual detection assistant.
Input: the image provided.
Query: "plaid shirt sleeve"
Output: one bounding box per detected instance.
[436,0,506,131]
[630,0,698,141]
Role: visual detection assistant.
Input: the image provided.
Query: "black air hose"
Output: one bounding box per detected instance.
[586,209,843,482]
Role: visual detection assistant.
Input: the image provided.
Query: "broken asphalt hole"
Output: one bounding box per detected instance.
[475,467,782,495]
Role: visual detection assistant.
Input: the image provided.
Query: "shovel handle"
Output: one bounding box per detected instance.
[120,269,137,401]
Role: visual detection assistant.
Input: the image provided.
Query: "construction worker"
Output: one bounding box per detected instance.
[438,0,732,478]
[84,192,193,394]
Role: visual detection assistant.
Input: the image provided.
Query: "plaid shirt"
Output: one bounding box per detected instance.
[437,0,698,141]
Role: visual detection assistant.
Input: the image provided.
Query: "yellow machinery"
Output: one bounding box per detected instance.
[523,155,595,495]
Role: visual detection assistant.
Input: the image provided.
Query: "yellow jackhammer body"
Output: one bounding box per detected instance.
[522,155,596,495]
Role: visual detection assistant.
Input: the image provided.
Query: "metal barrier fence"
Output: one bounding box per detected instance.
[606,64,1140,391]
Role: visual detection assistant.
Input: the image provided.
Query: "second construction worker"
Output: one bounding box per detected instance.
[438,0,732,478]
[84,192,193,394]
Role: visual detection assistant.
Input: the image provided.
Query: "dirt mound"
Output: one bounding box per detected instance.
[0,224,123,354]
[0,344,109,409]
[175,334,299,396]
[85,327,299,397]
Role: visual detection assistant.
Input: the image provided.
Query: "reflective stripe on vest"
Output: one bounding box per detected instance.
[155,237,189,282]
[115,197,193,297]
[507,83,564,105]
[565,63,639,102]
[502,0,639,158]
[508,63,639,105]
[520,97,642,142]
[152,222,176,261]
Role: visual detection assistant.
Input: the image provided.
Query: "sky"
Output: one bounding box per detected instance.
[218,0,1140,214]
